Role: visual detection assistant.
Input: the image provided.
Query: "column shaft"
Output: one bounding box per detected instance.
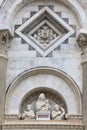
[77,33,87,130]
[0,30,11,130]
[82,62,87,128]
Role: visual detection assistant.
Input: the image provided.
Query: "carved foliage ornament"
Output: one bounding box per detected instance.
[0,30,11,56]
[77,33,87,60]
[77,34,87,48]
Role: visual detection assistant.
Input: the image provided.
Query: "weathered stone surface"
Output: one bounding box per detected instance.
[0,0,87,130]
[77,32,87,130]
[0,30,11,56]
[0,29,11,130]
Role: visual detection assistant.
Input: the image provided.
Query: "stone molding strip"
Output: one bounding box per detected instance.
[2,122,83,130]
[4,114,82,120]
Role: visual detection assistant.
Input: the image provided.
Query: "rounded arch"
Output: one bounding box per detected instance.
[5,67,82,115]
[0,0,87,33]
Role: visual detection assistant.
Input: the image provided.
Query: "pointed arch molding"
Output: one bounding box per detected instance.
[5,67,82,115]
[1,0,87,34]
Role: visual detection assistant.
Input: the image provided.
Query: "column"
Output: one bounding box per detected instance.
[0,29,11,129]
[77,32,87,130]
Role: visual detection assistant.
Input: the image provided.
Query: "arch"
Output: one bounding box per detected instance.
[0,0,87,33]
[5,67,82,115]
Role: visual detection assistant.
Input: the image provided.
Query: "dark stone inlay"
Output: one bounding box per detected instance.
[14,25,21,38]
[46,51,53,57]
[30,11,37,17]
[55,12,61,17]
[62,39,68,44]
[23,10,68,34]
[70,32,76,37]
[70,25,76,30]
[54,45,61,50]
[47,5,54,11]
[14,33,20,38]
[21,38,28,44]
[62,18,69,24]
[38,5,54,11]
[14,25,21,31]
[36,52,43,57]
[22,18,29,24]
[70,25,76,37]
[29,45,35,50]
[38,5,45,10]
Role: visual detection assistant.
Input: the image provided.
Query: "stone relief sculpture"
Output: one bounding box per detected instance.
[0,30,10,56]
[19,93,67,120]
[35,93,51,112]
[52,104,65,120]
[19,104,35,120]
[32,24,58,48]
[45,99,51,111]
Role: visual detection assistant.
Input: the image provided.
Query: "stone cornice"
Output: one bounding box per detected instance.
[2,121,83,129]
[4,114,82,128]
[4,114,82,120]
[2,122,83,130]
[0,29,11,57]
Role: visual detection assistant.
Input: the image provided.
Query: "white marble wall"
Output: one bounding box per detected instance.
[5,73,81,114]
[7,0,82,92]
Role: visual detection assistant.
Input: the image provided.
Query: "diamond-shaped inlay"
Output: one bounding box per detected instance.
[15,6,75,56]
[27,20,61,49]
[31,23,58,48]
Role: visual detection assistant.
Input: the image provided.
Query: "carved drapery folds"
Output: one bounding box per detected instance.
[77,32,87,62]
[19,93,67,120]
[0,30,11,57]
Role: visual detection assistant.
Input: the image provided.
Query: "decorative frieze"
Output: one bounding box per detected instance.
[2,122,83,130]
[77,34,87,49]
[0,30,11,57]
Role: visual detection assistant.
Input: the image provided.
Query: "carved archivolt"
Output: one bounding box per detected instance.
[5,67,82,115]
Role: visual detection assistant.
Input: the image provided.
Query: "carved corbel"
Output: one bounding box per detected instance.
[0,29,11,57]
[77,34,87,49]
[77,33,87,62]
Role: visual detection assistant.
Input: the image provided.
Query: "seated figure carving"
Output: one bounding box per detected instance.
[18,93,67,121]
[19,104,35,120]
[52,104,65,120]
[36,93,51,112]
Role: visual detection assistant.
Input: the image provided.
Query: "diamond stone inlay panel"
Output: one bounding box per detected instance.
[15,6,75,56]
[30,23,58,48]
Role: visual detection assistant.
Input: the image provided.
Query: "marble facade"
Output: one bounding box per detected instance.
[0,0,87,130]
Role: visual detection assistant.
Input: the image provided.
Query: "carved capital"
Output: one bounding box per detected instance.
[0,29,11,57]
[77,33,87,49]
[77,32,87,62]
